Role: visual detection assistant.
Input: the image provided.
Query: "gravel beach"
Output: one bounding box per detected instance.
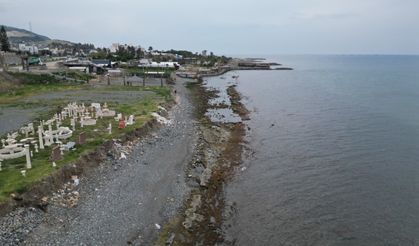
[0,79,197,245]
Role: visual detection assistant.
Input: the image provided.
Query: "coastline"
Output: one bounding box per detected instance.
[0,72,249,245]
[156,75,249,245]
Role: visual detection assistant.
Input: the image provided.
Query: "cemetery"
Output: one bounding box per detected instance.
[0,84,172,202]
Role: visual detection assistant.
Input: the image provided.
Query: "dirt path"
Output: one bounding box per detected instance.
[24,79,197,245]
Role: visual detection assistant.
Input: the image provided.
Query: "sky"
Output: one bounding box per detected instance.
[0,0,418,55]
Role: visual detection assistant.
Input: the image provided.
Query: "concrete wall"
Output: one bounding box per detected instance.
[0,52,21,66]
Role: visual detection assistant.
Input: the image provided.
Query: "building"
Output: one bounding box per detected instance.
[110,43,120,53]
[18,44,39,54]
[139,58,152,66]
[137,60,180,69]
[91,59,111,68]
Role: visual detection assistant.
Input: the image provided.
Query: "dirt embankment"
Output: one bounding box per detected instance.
[157,81,248,245]
[0,72,22,93]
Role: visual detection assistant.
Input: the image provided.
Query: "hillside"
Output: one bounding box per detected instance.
[2,25,50,43]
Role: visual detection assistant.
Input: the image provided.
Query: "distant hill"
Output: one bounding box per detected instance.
[1,25,51,44]
[1,25,94,53]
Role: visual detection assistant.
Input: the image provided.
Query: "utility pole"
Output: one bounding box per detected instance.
[160,67,163,87]
[143,67,146,87]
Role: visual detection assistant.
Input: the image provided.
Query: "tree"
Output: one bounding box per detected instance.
[136,48,144,58]
[0,26,10,52]
[148,46,153,52]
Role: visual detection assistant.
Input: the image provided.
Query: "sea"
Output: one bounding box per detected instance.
[205,55,419,245]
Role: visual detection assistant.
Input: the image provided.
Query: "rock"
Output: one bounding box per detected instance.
[199,168,212,187]
[166,233,175,246]
[183,195,203,230]
[10,193,23,201]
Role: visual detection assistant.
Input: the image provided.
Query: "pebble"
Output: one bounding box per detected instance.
[0,207,43,245]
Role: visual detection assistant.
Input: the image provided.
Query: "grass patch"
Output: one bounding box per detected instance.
[0,72,85,105]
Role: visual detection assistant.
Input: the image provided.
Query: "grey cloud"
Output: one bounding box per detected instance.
[0,0,418,54]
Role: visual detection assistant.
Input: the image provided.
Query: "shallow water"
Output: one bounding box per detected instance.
[203,77,242,123]
[223,55,419,245]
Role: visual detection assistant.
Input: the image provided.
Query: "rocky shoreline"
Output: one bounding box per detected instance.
[156,77,249,245]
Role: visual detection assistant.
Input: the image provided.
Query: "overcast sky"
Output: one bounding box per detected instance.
[0,0,418,55]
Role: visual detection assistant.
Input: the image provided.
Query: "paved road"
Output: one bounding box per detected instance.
[26,78,196,245]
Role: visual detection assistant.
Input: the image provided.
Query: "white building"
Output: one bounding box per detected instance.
[138,61,180,69]
[18,44,39,54]
[110,43,120,53]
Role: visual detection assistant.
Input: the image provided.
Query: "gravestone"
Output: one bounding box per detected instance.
[78,132,86,145]
[118,118,126,129]
[50,146,62,161]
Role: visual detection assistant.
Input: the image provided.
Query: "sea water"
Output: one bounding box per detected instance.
[222,55,419,245]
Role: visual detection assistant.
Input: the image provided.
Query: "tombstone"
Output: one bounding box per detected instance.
[71,118,76,131]
[97,108,103,119]
[25,144,32,169]
[27,123,35,135]
[114,113,122,121]
[78,132,86,145]
[62,141,76,151]
[91,103,101,111]
[118,118,126,129]
[126,115,134,125]
[108,123,112,134]
[50,145,62,162]
[44,132,54,147]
